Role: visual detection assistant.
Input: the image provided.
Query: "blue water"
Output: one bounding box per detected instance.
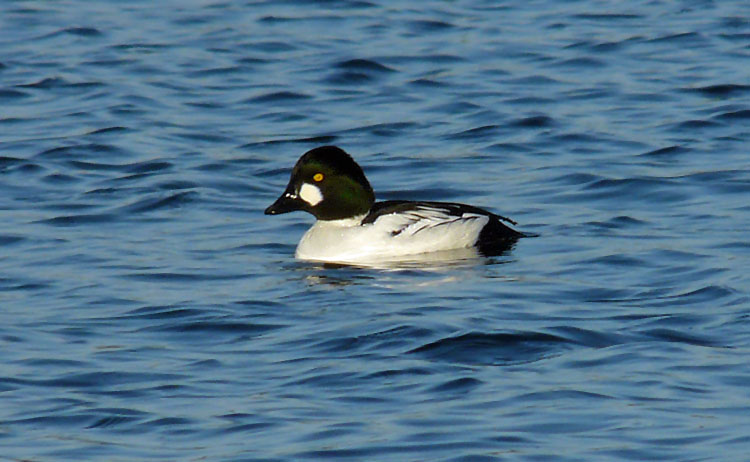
[2,1,749,460]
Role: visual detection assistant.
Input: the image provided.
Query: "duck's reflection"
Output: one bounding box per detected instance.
[295,242,517,288]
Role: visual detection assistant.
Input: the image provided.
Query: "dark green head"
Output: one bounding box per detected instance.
[264,146,375,220]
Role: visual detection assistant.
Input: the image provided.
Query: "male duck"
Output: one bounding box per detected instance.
[265,146,523,263]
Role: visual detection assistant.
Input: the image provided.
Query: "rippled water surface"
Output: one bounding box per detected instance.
[2,1,750,460]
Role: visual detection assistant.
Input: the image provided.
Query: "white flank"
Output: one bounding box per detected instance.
[295,206,489,264]
[299,183,323,206]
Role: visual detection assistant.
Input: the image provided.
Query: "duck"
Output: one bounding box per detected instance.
[264,146,523,264]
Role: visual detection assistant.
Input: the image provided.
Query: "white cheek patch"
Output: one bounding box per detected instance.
[299,183,323,206]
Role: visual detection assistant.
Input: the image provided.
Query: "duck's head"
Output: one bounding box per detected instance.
[264,146,375,220]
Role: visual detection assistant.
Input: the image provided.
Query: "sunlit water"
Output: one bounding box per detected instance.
[1,1,749,461]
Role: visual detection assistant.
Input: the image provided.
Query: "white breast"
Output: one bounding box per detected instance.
[294,208,489,264]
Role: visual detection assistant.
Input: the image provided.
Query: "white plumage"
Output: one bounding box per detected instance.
[295,204,489,264]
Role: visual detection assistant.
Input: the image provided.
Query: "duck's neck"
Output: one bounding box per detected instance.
[315,214,367,227]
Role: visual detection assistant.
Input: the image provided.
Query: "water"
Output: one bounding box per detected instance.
[1,0,749,460]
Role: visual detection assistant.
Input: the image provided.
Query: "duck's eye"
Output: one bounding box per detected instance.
[313,173,324,182]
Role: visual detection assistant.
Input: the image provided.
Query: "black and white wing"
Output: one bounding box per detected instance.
[362,201,520,241]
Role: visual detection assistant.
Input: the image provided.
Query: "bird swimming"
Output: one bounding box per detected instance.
[265,146,523,264]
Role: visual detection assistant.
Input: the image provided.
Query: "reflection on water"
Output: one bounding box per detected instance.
[310,246,486,270]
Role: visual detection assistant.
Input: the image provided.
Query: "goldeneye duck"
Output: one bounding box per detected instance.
[264,145,523,263]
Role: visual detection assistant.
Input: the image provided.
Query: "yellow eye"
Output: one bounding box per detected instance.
[313,173,324,182]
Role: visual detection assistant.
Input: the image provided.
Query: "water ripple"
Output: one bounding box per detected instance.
[687,84,750,97]
[409,331,580,365]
